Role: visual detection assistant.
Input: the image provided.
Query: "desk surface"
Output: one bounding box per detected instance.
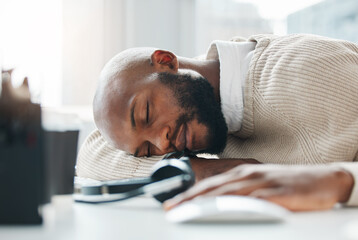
[1,195,358,240]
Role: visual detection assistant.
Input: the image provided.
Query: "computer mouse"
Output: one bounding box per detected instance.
[165,195,290,223]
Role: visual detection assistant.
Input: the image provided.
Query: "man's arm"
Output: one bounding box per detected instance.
[164,163,354,212]
[190,157,261,181]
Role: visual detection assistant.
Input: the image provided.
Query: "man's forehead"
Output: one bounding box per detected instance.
[100,105,133,151]
[105,79,148,151]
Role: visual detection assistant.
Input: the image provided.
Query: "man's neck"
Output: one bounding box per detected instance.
[177,56,220,102]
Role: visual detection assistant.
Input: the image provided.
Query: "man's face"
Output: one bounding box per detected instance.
[98,71,227,157]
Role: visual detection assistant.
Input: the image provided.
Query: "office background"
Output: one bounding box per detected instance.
[0,0,357,107]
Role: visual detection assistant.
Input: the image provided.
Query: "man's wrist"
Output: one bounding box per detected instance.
[335,168,354,203]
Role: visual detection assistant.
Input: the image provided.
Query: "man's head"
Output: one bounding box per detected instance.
[93,48,227,157]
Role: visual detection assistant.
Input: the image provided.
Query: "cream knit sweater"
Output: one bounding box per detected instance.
[76,34,358,206]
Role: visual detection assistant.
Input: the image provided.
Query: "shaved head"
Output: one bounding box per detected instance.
[93,48,156,135]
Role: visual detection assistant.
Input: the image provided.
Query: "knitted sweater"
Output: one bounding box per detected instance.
[76,34,358,206]
[220,34,358,165]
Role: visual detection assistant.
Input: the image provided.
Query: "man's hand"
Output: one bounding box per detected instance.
[164,164,354,212]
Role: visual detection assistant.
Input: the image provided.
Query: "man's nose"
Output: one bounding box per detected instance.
[152,126,172,153]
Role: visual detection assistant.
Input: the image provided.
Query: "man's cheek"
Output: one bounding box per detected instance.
[189,119,210,151]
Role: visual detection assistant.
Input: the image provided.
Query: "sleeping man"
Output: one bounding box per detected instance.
[80,34,358,211]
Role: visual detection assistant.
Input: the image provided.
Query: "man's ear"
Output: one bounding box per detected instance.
[150,50,178,73]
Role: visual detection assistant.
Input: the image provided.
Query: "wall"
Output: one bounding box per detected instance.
[1,0,271,106]
[61,0,196,106]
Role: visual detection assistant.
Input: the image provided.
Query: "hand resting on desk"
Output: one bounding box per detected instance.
[164,164,354,212]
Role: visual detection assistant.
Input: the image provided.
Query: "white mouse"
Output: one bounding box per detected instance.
[165,195,290,223]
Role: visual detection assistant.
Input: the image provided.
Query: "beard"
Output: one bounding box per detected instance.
[158,72,228,154]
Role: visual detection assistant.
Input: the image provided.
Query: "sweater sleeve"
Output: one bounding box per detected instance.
[331,162,358,206]
[75,129,162,180]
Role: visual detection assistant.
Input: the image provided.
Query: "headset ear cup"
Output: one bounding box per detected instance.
[151,159,195,203]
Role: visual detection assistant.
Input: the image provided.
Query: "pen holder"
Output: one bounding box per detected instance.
[0,70,79,224]
[0,89,44,224]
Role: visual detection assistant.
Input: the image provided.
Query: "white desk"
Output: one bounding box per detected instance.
[1,195,358,240]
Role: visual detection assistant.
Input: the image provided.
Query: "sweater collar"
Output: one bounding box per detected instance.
[206,40,256,133]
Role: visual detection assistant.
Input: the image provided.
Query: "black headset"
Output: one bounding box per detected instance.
[74,151,196,204]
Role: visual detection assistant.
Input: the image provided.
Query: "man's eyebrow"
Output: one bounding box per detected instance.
[131,101,136,130]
